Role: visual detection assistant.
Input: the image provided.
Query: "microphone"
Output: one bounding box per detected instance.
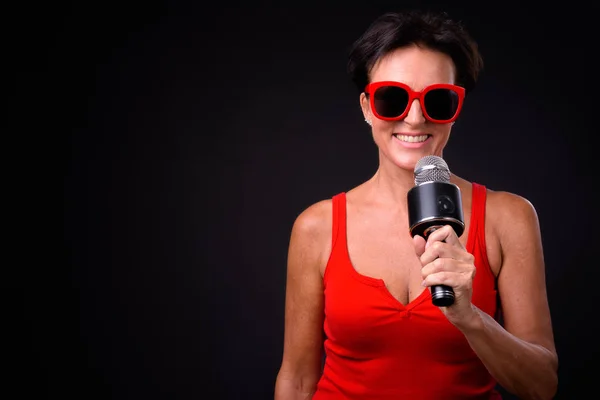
[407,155,465,307]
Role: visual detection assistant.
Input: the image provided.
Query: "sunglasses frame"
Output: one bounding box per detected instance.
[364,81,466,123]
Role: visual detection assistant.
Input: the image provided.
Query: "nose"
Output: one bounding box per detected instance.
[404,98,426,125]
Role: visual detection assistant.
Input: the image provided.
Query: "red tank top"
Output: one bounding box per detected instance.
[313,183,501,399]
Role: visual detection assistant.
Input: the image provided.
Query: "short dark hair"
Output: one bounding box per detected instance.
[347,9,483,94]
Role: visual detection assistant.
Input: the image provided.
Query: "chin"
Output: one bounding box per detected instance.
[389,155,420,173]
[392,152,430,170]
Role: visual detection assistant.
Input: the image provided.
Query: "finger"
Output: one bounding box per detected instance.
[421,257,461,276]
[420,239,446,265]
[421,257,446,278]
[420,240,474,265]
[421,270,457,288]
[426,225,462,248]
[413,234,427,257]
[422,258,476,282]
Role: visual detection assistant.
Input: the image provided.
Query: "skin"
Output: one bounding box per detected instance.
[274,45,558,400]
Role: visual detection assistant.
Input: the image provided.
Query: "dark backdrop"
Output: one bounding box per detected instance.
[17,0,600,398]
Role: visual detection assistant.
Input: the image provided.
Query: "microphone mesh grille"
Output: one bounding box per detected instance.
[414,155,451,185]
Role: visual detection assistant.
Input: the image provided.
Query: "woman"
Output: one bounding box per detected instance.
[274,9,558,400]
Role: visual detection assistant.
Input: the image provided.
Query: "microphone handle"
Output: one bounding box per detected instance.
[425,226,455,307]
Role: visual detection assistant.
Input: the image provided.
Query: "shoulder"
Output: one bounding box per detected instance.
[288,196,336,269]
[454,179,539,228]
[291,195,333,250]
[480,186,543,277]
[291,197,334,238]
[485,188,540,234]
[484,188,543,265]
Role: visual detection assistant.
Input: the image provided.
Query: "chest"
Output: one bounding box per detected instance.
[345,213,469,307]
[348,228,417,302]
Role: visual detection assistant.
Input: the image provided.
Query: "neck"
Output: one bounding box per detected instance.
[366,157,416,207]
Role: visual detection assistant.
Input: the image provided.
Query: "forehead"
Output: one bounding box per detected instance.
[370,45,456,88]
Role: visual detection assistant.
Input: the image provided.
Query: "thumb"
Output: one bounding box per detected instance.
[413,234,427,257]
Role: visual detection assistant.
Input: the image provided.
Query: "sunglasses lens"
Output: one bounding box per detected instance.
[373,86,409,118]
[424,88,460,121]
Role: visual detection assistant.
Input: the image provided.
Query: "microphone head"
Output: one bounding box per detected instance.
[414,155,451,185]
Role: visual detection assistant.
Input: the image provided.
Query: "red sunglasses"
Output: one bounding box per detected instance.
[364,81,465,123]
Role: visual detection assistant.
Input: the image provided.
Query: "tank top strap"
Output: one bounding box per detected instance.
[466,183,483,252]
[466,182,492,279]
[331,192,346,249]
[471,183,487,242]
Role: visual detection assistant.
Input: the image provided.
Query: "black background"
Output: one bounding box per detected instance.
[15,0,600,398]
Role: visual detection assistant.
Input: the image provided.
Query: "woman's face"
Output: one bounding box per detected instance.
[360,45,458,172]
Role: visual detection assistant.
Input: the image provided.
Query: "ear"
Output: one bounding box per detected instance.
[360,92,372,125]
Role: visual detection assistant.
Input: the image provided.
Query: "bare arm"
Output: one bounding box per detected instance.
[274,201,330,400]
[457,192,558,399]
[417,190,558,399]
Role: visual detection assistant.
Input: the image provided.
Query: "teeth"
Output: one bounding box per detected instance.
[395,134,428,143]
